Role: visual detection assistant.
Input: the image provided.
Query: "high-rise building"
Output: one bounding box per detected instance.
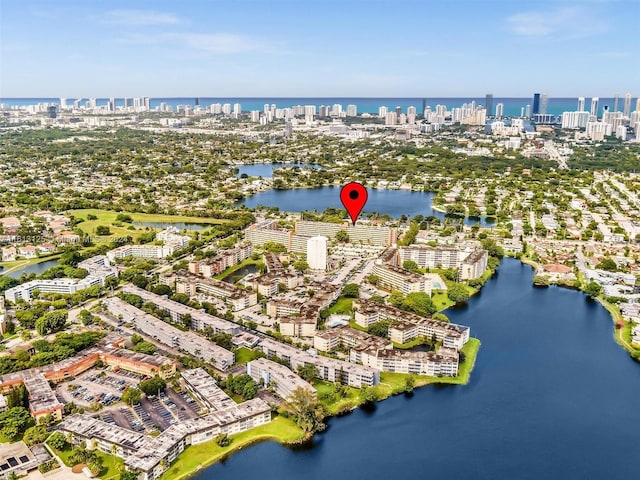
[307,236,327,270]
[532,93,541,115]
[613,93,620,112]
[495,103,504,118]
[59,98,67,109]
[578,97,586,112]
[540,93,548,115]
[143,97,151,110]
[346,104,357,117]
[222,103,231,114]
[590,97,599,117]
[485,94,494,118]
[407,106,416,116]
[623,93,632,117]
[385,111,397,125]
[108,97,115,112]
[378,106,388,119]
[47,105,57,119]
[636,98,640,112]
[331,104,342,116]
[525,105,531,118]
[233,103,241,115]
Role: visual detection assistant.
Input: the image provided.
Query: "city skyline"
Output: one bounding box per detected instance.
[1,0,638,97]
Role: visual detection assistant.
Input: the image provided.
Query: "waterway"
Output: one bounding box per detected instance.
[236,163,322,178]
[221,264,257,284]
[195,258,640,480]
[2,259,59,279]
[240,187,494,226]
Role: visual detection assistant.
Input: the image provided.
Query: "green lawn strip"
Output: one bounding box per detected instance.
[431,292,455,311]
[598,298,640,356]
[214,258,263,281]
[158,416,305,480]
[95,450,125,479]
[47,443,123,479]
[313,380,364,415]
[326,297,354,316]
[234,347,261,365]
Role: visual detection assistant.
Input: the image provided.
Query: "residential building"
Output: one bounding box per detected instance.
[247,358,316,400]
[307,236,328,270]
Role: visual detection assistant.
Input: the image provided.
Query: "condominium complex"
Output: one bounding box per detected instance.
[247,358,316,400]
[103,297,235,370]
[167,270,257,311]
[5,255,117,302]
[188,243,252,277]
[353,301,470,350]
[307,235,328,270]
[107,227,190,261]
[122,285,239,334]
[398,245,488,280]
[245,220,397,253]
[372,260,433,295]
[180,368,237,412]
[59,372,271,480]
[0,334,176,422]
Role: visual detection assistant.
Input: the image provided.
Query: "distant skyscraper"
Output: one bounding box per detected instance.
[195,98,199,106]
[233,103,241,115]
[346,104,357,117]
[613,93,620,112]
[485,94,493,118]
[108,97,115,112]
[578,97,585,112]
[540,93,548,115]
[59,98,67,109]
[495,103,504,118]
[590,97,599,117]
[407,106,416,116]
[525,104,531,118]
[422,98,426,113]
[143,97,151,110]
[307,236,328,270]
[378,106,388,119]
[623,93,632,117]
[636,98,640,113]
[532,93,541,115]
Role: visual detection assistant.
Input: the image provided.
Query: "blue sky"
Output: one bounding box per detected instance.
[1,0,638,97]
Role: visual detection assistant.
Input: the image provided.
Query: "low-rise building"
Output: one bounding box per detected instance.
[180,368,236,412]
[247,358,316,400]
[169,270,257,311]
[372,261,432,295]
[188,243,252,277]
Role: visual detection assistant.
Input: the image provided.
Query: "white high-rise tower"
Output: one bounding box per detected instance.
[307,236,328,271]
[590,97,599,117]
[623,93,632,117]
[578,97,585,112]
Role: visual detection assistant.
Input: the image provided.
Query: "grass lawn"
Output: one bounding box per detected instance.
[326,297,354,316]
[66,208,229,240]
[313,380,364,415]
[47,443,123,479]
[158,415,305,480]
[234,347,261,365]
[431,292,455,311]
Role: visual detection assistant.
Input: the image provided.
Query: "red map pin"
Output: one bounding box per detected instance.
[340,182,368,225]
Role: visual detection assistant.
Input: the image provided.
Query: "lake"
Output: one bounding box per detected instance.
[236,163,322,178]
[3,259,59,279]
[222,264,257,284]
[239,187,494,226]
[195,258,640,480]
[133,222,212,231]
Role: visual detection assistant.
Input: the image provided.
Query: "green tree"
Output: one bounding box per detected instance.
[584,281,603,298]
[402,260,421,273]
[35,310,68,336]
[362,386,382,403]
[335,230,349,243]
[293,260,309,272]
[402,292,436,316]
[138,376,166,396]
[133,341,157,355]
[388,290,405,308]
[480,238,504,258]
[341,283,359,298]
[263,242,287,253]
[447,283,470,303]
[122,388,142,406]
[95,225,111,235]
[48,431,68,450]
[296,364,319,382]
[130,333,143,345]
[215,433,232,447]
[405,375,416,393]
[23,425,48,446]
[596,258,617,272]
[368,320,391,338]
[0,406,31,440]
[280,387,327,433]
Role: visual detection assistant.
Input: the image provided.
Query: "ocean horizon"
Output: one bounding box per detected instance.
[0,96,629,117]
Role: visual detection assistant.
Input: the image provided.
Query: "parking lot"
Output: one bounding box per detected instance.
[57,368,143,407]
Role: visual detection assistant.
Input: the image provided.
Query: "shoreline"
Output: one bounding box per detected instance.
[160,338,481,480]
[517,257,639,359]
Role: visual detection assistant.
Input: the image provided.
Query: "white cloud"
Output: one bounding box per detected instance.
[118,32,280,55]
[101,9,182,26]
[507,6,609,38]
